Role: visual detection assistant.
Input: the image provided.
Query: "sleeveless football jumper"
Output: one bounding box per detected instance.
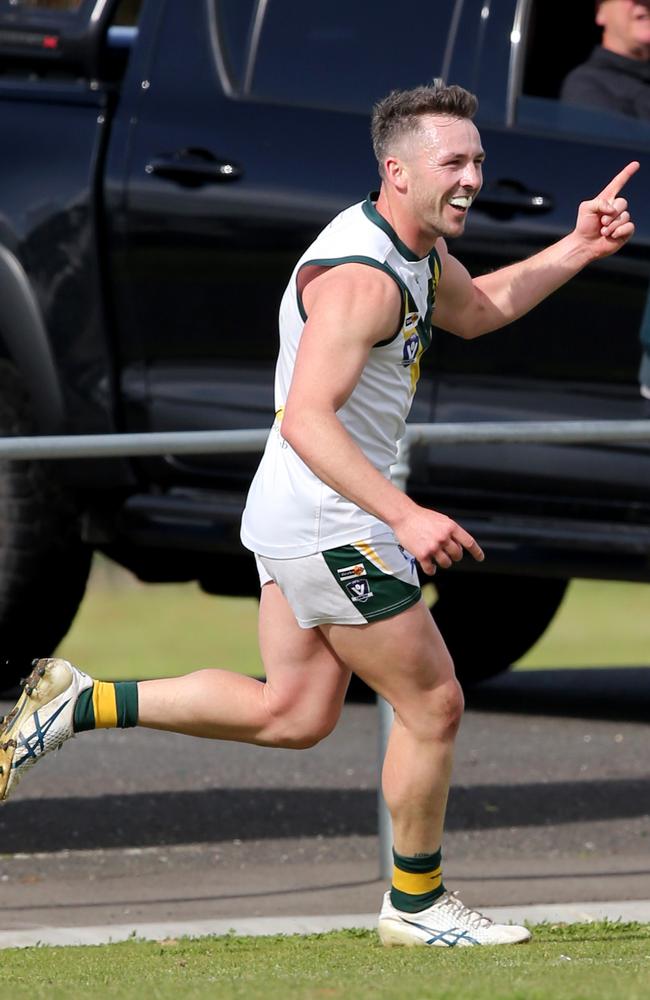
[240,194,441,625]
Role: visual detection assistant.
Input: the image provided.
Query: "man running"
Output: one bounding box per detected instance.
[0,81,637,948]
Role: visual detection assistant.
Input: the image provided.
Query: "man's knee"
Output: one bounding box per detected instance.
[273,711,338,749]
[439,677,465,735]
[263,690,340,749]
[398,676,464,741]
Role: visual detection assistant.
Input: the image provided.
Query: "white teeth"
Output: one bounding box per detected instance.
[449,196,472,209]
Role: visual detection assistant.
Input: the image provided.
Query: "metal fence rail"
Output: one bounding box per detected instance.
[407,419,650,446]
[2,417,649,878]
[0,428,270,460]
[0,419,649,460]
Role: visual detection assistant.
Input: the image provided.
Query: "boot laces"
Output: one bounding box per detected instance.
[437,890,493,929]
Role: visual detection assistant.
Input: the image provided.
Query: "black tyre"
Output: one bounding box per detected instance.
[429,571,569,687]
[0,361,91,691]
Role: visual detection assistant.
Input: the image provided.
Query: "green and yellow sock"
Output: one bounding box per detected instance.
[391,847,445,913]
[73,680,139,732]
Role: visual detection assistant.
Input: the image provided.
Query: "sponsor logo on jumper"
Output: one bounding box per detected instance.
[337,563,366,582]
[401,333,419,367]
[346,579,373,603]
[404,311,419,332]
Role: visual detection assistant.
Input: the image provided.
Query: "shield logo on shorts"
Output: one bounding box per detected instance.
[346,579,372,603]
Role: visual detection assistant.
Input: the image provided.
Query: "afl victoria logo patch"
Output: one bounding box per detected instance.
[345,578,373,603]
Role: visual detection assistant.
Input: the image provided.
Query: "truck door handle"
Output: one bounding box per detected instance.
[475,179,553,218]
[145,148,243,186]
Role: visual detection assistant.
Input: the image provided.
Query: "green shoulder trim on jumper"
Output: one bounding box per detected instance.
[375,281,419,349]
[429,246,442,278]
[296,255,406,346]
[416,246,443,352]
[362,193,427,262]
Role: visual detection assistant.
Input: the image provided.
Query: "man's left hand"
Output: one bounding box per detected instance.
[574,161,639,259]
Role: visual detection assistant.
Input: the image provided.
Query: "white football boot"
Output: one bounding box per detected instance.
[378,890,532,947]
[0,657,92,801]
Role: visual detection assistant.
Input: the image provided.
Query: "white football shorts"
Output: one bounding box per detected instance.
[255,533,421,628]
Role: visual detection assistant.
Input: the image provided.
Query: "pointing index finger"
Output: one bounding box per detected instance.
[598,161,640,201]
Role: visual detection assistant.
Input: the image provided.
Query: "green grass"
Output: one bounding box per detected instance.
[516,578,650,670]
[2,923,650,999]
[56,558,650,682]
[56,558,263,681]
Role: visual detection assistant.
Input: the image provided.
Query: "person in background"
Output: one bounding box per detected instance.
[561,0,650,118]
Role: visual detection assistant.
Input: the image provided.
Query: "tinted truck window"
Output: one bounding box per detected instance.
[239,0,455,112]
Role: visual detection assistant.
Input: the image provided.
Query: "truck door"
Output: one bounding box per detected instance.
[103,0,461,491]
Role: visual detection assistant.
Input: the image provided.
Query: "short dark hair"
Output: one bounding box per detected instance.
[371,81,479,177]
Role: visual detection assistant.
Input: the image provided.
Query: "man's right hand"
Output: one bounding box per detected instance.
[393,505,485,574]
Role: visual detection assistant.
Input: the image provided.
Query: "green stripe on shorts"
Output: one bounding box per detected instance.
[321,544,420,623]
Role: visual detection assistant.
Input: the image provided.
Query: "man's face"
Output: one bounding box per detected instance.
[597,0,650,58]
[399,115,485,240]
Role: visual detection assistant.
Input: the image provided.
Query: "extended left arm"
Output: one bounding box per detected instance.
[434,161,639,340]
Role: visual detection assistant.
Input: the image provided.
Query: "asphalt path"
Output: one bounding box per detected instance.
[1,665,650,931]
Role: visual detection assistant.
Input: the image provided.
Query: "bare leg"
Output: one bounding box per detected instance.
[137,582,351,748]
[320,599,463,855]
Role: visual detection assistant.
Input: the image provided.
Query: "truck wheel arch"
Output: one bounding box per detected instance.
[0,358,91,693]
[0,245,65,432]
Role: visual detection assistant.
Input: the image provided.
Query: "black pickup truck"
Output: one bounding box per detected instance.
[0,0,648,691]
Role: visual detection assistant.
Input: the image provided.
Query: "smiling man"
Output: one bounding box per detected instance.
[0,81,638,950]
[561,0,650,119]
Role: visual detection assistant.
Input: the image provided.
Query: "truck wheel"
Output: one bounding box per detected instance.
[0,361,91,692]
[429,572,569,687]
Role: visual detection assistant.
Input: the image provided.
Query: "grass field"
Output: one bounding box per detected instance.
[3,923,650,1000]
[516,577,649,670]
[56,558,650,681]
